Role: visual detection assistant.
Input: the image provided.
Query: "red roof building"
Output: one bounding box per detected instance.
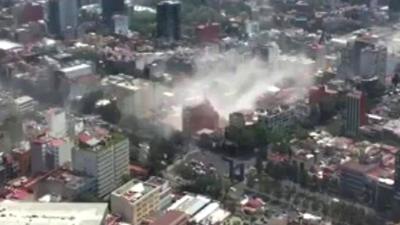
[150,210,188,225]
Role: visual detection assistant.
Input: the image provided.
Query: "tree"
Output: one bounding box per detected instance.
[95,99,121,124]
[80,91,103,114]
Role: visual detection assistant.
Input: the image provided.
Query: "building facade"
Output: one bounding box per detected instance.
[111,178,163,225]
[156,1,181,42]
[47,0,79,37]
[73,132,129,197]
[345,91,367,136]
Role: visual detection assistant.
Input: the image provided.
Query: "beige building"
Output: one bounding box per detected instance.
[111,178,170,225]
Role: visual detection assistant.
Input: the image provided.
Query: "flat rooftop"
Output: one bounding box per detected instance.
[112,179,158,204]
[0,201,108,225]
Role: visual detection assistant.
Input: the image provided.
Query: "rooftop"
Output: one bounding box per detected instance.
[0,40,22,51]
[112,179,158,205]
[0,201,107,225]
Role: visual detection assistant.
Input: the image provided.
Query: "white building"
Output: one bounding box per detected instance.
[14,95,37,114]
[73,131,130,197]
[58,63,99,101]
[101,75,169,119]
[111,180,160,225]
[359,45,387,81]
[46,108,67,138]
[0,201,108,225]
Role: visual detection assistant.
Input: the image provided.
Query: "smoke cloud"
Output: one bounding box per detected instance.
[168,47,316,120]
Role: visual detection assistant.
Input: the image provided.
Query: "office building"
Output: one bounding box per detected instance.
[111,177,171,225]
[344,91,367,136]
[0,201,108,225]
[102,0,125,24]
[156,1,181,41]
[47,0,79,37]
[73,130,129,197]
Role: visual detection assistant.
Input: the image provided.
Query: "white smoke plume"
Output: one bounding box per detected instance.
[168,47,316,120]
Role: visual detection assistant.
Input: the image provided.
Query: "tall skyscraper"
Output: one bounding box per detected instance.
[101,0,125,24]
[47,0,78,37]
[156,1,181,42]
[344,91,367,136]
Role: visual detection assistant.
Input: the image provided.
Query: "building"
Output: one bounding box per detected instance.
[344,91,367,136]
[30,136,73,175]
[359,45,387,82]
[389,0,400,20]
[73,129,129,198]
[150,211,189,225]
[167,194,211,217]
[113,14,130,36]
[14,95,37,114]
[47,0,79,37]
[56,63,99,102]
[46,108,67,138]
[0,201,108,225]
[339,34,387,80]
[102,0,125,24]
[110,178,169,225]
[196,23,220,43]
[101,75,168,119]
[11,144,31,176]
[156,1,181,42]
[182,100,219,136]
[34,168,96,201]
[12,2,44,25]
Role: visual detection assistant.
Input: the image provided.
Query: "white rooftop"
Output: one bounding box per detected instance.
[15,95,34,105]
[0,40,22,51]
[0,201,108,225]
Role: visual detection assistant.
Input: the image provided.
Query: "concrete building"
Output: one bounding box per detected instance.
[34,168,96,201]
[101,75,168,119]
[73,130,129,198]
[110,178,169,225]
[56,63,99,102]
[0,201,108,225]
[345,91,367,136]
[46,108,67,138]
[47,0,79,37]
[30,137,73,175]
[14,95,37,114]
[359,45,387,82]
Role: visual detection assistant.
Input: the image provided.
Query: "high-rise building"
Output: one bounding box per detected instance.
[182,100,219,136]
[47,0,79,37]
[73,131,129,197]
[101,0,125,24]
[111,177,171,225]
[344,91,367,136]
[339,34,387,80]
[156,1,181,42]
[389,0,400,20]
